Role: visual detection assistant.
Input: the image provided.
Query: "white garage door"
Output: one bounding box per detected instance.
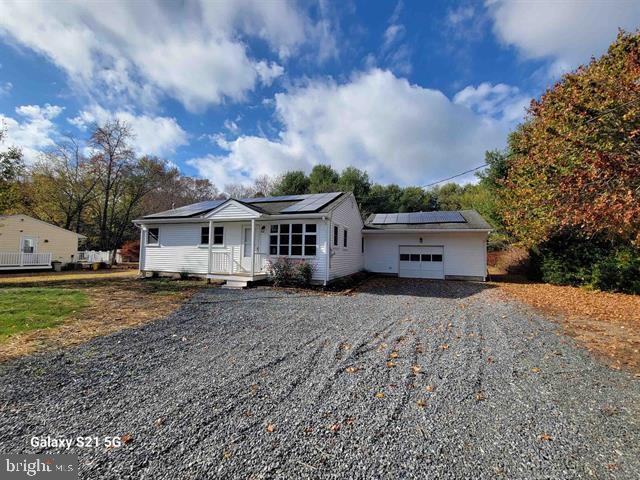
[399,246,444,279]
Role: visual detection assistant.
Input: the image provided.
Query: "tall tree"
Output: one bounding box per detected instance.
[89,119,136,251]
[0,127,24,214]
[500,30,640,246]
[398,187,438,212]
[308,164,339,193]
[272,171,310,195]
[338,167,371,205]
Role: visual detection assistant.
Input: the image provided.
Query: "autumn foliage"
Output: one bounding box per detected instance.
[500,31,640,247]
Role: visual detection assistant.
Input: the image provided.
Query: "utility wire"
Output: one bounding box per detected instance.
[420,95,640,189]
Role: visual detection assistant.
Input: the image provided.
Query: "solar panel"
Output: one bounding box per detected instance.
[144,200,224,218]
[238,194,311,203]
[369,211,466,224]
[280,192,342,213]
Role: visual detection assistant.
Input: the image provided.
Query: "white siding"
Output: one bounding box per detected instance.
[328,194,364,280]
[363,231,488,279]
[208,201,259,219]
[142,220,329,281]
[257,220,328,282]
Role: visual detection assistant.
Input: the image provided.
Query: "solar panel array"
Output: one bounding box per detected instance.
[144,200,224,218]
[370,211,466,224]
[239,194,312,203]
[280,192,343,213]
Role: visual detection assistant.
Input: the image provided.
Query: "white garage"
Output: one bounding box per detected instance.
[363,211,491,281]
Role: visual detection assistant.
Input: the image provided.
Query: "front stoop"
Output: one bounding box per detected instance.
[222,279,249,289]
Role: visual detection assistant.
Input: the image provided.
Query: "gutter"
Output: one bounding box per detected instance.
[133,212,328,225]
[362,228,492,234]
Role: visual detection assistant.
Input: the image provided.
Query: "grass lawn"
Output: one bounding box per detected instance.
[0,276,213,361]
[0,288,89,340]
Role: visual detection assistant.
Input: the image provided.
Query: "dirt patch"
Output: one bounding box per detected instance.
[0,277,211,361]
[493,280,640,373]
[0,269,138,284]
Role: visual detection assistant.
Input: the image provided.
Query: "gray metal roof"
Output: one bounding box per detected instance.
[138,192,345,220]
[364,210,491,231]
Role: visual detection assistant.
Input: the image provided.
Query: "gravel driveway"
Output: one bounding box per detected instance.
[1,278,639,479]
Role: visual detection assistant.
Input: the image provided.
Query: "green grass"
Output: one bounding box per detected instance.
[0,288,89,340]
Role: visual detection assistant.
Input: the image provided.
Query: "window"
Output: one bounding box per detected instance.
[269,223,317,256]
[333,225,338,246]
[361,237,364,253]
[432,254,443,262]
[147,228,159,245]
[213,226,224,245]
[410,254,420,262]
[201,226,209,245]
[421,254,431,262]
[400,253,410,261]
[343,228,348,248]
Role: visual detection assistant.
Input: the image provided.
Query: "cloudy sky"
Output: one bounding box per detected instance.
[0,0,638,189]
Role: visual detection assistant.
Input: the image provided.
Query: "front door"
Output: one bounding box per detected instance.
[241,226,252,272]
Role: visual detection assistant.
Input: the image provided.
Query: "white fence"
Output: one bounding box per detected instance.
[0,251,52,267]
[76,250,111,264]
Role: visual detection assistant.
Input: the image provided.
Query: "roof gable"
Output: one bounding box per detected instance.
[204,199,263,219]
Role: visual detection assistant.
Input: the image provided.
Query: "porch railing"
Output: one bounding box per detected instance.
[0,252,52,267]
[208,248,269,275]
[76,250,111,264]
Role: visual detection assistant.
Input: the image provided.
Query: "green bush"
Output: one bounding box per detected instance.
[591,248,640,293]
[529,230,640,293]
[267,257,314,287]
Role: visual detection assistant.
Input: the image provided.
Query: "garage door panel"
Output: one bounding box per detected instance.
[399,246,444,279]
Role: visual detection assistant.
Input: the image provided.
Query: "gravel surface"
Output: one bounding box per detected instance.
[1,278,639,479]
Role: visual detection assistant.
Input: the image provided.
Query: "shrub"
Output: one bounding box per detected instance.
[267,257,314,287]
[528,229,640,293]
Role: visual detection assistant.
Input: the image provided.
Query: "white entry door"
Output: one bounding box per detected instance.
[241,226,252,272]
[399,246,444,279]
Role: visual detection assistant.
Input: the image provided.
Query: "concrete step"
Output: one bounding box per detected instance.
[222,279,248,289]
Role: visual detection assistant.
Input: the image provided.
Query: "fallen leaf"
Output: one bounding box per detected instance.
[345,366,358,374]
[487,356,494,364]
[386,361,396,368]
[154,417,164,427]
[266,423,276,433]
[475,391,486,401]
[425,385,434,392]
[389,351,399,359]
[411,365,421,374]
[329,423,341,433]
[440,344,449,350]
[374,392,385,399]
[345,416,356,425]
[538,433,552,442]
[120,434,133,444]
[222,450,232,460]
[531,367,541,373]
[416,399,427,408]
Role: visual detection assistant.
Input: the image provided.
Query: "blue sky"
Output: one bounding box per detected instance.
[0,0,638,191]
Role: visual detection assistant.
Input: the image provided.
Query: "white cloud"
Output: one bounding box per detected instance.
[487,0,640,74]
[187,69,520,186]
[0,1,325,111]
[0,104,63,163]
[0,81,12,96]
[69,106,188,157]
[453,82,530,122]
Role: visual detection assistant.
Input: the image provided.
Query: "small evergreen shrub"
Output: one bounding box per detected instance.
[267,257,314,287]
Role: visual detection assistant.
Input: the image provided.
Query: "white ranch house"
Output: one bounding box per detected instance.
[134,192,491,287]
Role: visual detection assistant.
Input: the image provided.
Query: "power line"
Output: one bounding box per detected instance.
[421,95,640,189]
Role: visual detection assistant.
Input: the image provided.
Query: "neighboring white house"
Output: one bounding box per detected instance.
[0,214,86,270]
[134,192,491,287]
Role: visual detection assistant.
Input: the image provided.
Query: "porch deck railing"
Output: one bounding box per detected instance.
[76,250,111,264]
[0,251,52,267]
[209,248,269,275]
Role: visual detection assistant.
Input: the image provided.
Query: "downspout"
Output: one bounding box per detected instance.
[324,215,331,286]
[138,225,146,275]
[207,219,213,278]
